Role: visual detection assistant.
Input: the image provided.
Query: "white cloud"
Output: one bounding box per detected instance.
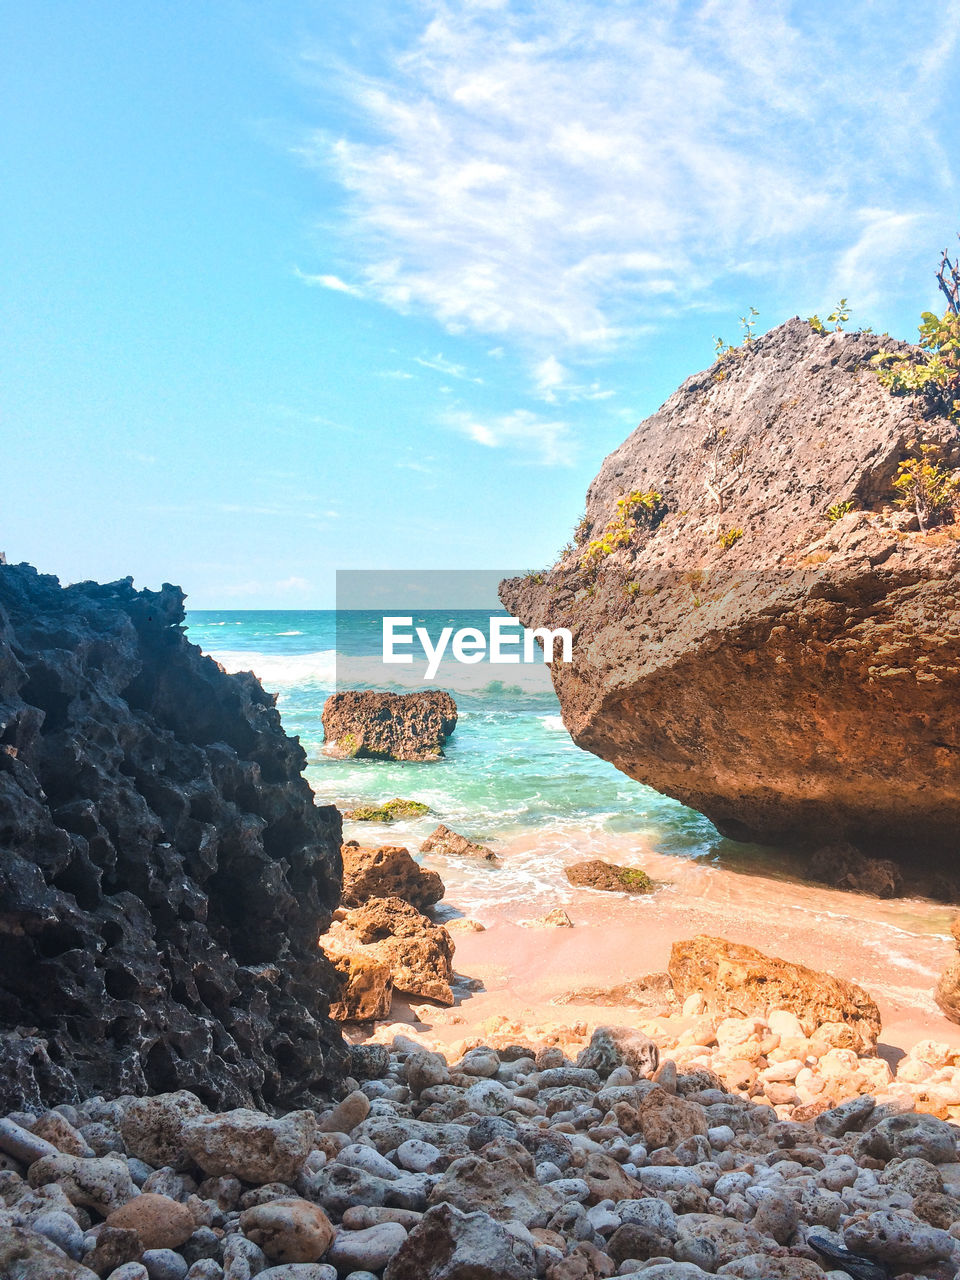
[445,408,575,465]
[832,209,931,314]
[294,269,364,297]
[532,354,614,404]
[300,1,959,347]
[414,353,483,382]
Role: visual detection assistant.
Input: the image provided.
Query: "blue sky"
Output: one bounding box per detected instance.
[4,0,959,607]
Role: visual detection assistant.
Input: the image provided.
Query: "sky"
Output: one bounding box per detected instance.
[3,0,960,607]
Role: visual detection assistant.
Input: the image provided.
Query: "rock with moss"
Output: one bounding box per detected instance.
[344,798,430,822]
[565,859,654,894]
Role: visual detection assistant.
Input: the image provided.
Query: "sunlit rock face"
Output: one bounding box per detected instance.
[502,319,960,867]
[0,563,346,1112]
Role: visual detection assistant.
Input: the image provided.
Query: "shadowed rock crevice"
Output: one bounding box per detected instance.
[0,563,347,1113]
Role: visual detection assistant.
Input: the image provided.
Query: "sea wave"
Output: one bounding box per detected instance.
[203,648,556,697]
[206,649,337,688]
[540,714,566,731]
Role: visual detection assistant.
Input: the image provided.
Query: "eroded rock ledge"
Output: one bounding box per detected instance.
[501,319,960,866]
[0,563,347,1113]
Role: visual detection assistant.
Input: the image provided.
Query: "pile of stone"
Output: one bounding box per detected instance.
[323,845,458,1022]
[4,1024,960,1279]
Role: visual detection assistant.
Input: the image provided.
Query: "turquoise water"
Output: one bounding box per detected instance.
[185,609,721,879]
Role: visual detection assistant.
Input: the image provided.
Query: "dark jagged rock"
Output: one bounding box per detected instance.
[0,563,347,1113]
[500,319,960,866]
[322,690,457,761]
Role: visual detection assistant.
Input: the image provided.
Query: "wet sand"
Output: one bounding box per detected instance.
[403,838,960,1057]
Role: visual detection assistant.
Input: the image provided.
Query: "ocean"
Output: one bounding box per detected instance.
[185,608,721,913]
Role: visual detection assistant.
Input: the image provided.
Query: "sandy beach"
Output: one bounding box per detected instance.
[379,840,960,1060]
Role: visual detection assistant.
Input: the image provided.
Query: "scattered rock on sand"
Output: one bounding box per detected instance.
[322,689,458,761]
[445,917,486,933]
[668,935,882,1052]
[420,824,500,865]
[340,843,445,911]
[564,860,654,894]
[323,897,456,1005]
[522,908,574,927]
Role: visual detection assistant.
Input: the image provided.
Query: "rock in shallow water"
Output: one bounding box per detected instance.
[322,689,457,762]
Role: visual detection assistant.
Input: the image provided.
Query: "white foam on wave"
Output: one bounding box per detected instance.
[276,630,303,636]
[540,714,566,731]
[206,649,337,688]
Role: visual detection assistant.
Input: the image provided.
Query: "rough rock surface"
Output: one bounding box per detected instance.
[420,824,499,864]
[329,950,394,1023]
[322,897,456,1006]
[935,913,960,1024]
[322,690,457,761]
[499,319,960,863]
[669,936,881,1052]
[340,843,445,911]
[0,563,347,1113]
[565,860,654,894]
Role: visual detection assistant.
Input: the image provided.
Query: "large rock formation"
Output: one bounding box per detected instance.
[501,319,960,865]
[322,690,457,761]
[0,563,346,1112]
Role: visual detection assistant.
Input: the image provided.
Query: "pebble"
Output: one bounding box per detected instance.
[143,1250,190,1280]
[6,1013,960,1280]
[326,1221,408,1270]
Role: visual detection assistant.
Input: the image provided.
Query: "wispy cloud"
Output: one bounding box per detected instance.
[301,1,960,347]
[294,268,364,297]
[532,354,613,404]
[414,353,483,382]
[445,408,575,465]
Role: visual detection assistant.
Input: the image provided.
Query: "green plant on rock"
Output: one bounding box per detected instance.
[714,306,760,360]
[827,298,851,330]
[826,500,855,522]
[892,445,960,533]
[716,526,744,550]
[871,242,960,422]
[339,731,358,756]
[580,488,665,572]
